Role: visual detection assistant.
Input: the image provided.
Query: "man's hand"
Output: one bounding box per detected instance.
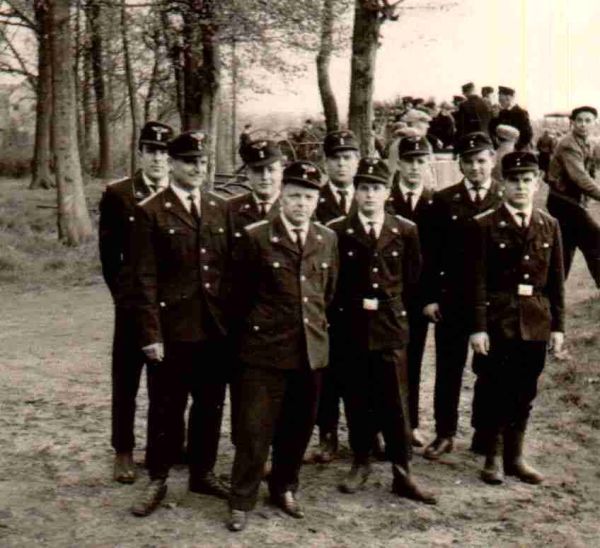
[423,303,442,322]
[549,331,565,356]
[142,342,164,362]
[470,332,490,355]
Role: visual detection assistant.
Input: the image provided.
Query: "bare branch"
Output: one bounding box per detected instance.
[3,0,36,30]
[0,25,37,88]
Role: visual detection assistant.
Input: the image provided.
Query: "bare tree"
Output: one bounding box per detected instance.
[317,0,341,132]
[121,0,139,176]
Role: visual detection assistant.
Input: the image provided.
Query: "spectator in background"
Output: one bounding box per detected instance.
[429,101,456,150]
[491,124,520,183]
[454,82,492,143]
[489,86,533,151]
[239,124,252,150]
[536,129,557,177]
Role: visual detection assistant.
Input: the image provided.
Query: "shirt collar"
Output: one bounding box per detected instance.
[252,192,279,207]
[142,172,169,192]
[399,182,424,201]
[504,202,533,225]
[279,212,309,242]
[465,178,492,192]
[329,181,354,201]
[170,182,200,211]
[357,211,385,236]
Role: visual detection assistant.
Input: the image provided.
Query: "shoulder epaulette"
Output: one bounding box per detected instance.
[107,176,129,187]
[314,221,335,235]
[137,189,164,207]
[325,215,346,227]
[244,219,269,232]
[395,214,416,226]
[474,208,495,220]
[207,190,226,203]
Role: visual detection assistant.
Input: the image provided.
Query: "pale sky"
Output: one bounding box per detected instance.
[242,0,600,121]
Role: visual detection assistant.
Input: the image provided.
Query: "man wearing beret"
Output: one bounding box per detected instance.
[227,161,339,532]
[130,130,232,516]
[387,136,436,448]
[310,129,359,463]
[546,106,600,289]
[421,132,504,460]
[489,86,533,151]
[454,82,492,144]
[328,157,436,504]
[99,121,182,484]
[468,151,565,485]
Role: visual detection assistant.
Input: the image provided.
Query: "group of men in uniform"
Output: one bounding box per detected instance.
[98,101,600,531]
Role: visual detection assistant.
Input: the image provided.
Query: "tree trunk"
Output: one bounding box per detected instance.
[348,0,380,155]
[144,27,161,123]
[82,38,94,172]
[317,0,340,133]
[49,0,93,246]
[30,0,54,190]
[87,0,113,179]
[121,0,139,176]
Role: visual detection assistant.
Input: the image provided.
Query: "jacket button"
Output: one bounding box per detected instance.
[499,243,506,248]
[218,227,224,233]
[372,267,379,273]
[392,251,398,257]
[523,274,530,280]
[373,252,379,257]
[440,271,445,276]
[203,265,209,271]
[401,311,407,316]
[235,232,241,238]
[524,255,530,260]
[452,215,458,220]
[300,275,306,281]
[159,302,166,308]
[201,248,206,254]
[169,229,175,234]
[253,325,260,332]
[372,283,379,289]
[304,317,309,324]
[303,297,308,303]
[129,216,134,222]
[204,282,211,288]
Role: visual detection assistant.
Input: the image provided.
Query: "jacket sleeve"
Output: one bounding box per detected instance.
[516,109,533,149]
[229,229,260,330]
[547,220,566,333]
[325,234,339,307]
[468,220,488,333]
[419,195,444,306]
[560,143,600,200]
[402,223,422,305]
[98,188,122,297]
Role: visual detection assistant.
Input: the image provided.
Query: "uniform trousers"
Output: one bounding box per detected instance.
[342,348,411,467]
[146,340,227,481]
[547,194,600,288]
[406,304,429,429]
[475,339,546,435]
[315,345,344,437]
[229,365,322,511]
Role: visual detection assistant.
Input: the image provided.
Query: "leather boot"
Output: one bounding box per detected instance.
[339,462,371,494]
[313,431,338,464]
[411,428,425,448]
[131,479,167,517]
[503,429,544,484]
[470,430,490,456]
[114,451,136,484]
[391,464,437,505]
[423,436,453,460]
[480,434,503,485]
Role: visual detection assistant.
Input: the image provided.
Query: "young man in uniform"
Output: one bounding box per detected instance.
[227,161,338,532]
[489,86,533,151]
[421,132,504,460]
[546,106,600,288]
[98,121,175,483]
[469,151,565,485]
[328,157,436,504]
[130,131,232,516]
[387,136,436,448]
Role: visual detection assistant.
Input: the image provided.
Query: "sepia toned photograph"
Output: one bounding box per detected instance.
[0,0,598,545]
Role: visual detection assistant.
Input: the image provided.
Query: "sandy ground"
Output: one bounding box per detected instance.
[0,257,598,547]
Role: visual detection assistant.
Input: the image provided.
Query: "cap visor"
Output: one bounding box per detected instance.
[139,139,169,149]
[282,177,322,189]
[354,174,391,186]
[246,154,282,168]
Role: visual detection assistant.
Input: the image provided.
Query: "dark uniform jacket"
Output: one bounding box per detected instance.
[98,171,154,306]
[489,105,533,150]
[227,191,280,238]
[232,216,338,370]
[429,113,456,149]
[132,186,232,347]
[469,205,565,340]
[547,133,600,206]
[421,180,504,314]
[387,178,435,224]
[454,95,492,142]
[328,213,421,351]
[316,183,357,224]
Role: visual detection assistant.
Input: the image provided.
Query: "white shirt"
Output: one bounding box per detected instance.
[329,182,355,213]
[504,202,533,228]
[465,178,492,202]
[253,192,279,213]
[399,183,424,208]
[358,211,385,238]
[171,183,201,214]
[280,213,309,246]
[142,172,169,193]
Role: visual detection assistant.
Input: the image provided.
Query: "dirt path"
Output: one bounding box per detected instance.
[0,263,598,547]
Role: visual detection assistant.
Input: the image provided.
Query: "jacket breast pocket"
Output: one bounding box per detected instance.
[382,244,403,276]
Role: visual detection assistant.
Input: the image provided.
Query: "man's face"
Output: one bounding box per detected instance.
[572,112,597,139]
[325,150,359,188]
[139,144,169,182]
[459,149,495,184]
[169,156,208,190]
[503,170,539,210]
[354,182,390,217]
[247,161,283,200]
[498,93,513,109]
[398,154,430,188]
[280,183,320,226]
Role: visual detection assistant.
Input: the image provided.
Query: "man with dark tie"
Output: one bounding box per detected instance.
[98,121,175,484]
[328,157,436,505]
[468,151,565,485]
[226,161,338,532]
[421,132,504,461]
[130,131,232,517]
[387,136,436,448]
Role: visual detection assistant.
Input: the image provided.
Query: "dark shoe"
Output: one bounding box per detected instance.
[423,437,454,460]
[372,432,387,461]
[114,451,136,484]
[270,491,305,519]
[481,455,504,485]
[470,430,489,456]
[189,472,230,499]
[313,432,338,464]
[339,463,371,494]
[131,479,167,517]
[392,465,437,505]
[226,508,247,532]
[503,430,544,484]
[411,429,425,448]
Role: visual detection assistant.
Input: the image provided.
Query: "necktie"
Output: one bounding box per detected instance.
[517,212,528,230]
[472,184,482,205]
[188,194,200,223]
[258,202,268,218]
[338,190,348,214]
[292,228,304,254]
[406,191,415,211]
[367,221,378,246]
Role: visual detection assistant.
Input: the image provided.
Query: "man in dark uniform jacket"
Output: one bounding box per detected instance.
[130,131,232,517]
[421,132,504,460]
[546,106,600,288]
[227,161,338,532]
[387,136,435,448]
[98,121,174,484]
[468,151,565,485]
[310,129,360,463]
[454,82,492,144]
[489,86,533,151]
[329,157,436,505]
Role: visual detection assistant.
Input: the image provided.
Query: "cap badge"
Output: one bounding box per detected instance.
[469,140,475,148]
[516,158,521,166]
[302,173,308,179]
[259,150,265,159]
[339,137,345,145]
[154,126,170,141]
[368,166,374,174]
